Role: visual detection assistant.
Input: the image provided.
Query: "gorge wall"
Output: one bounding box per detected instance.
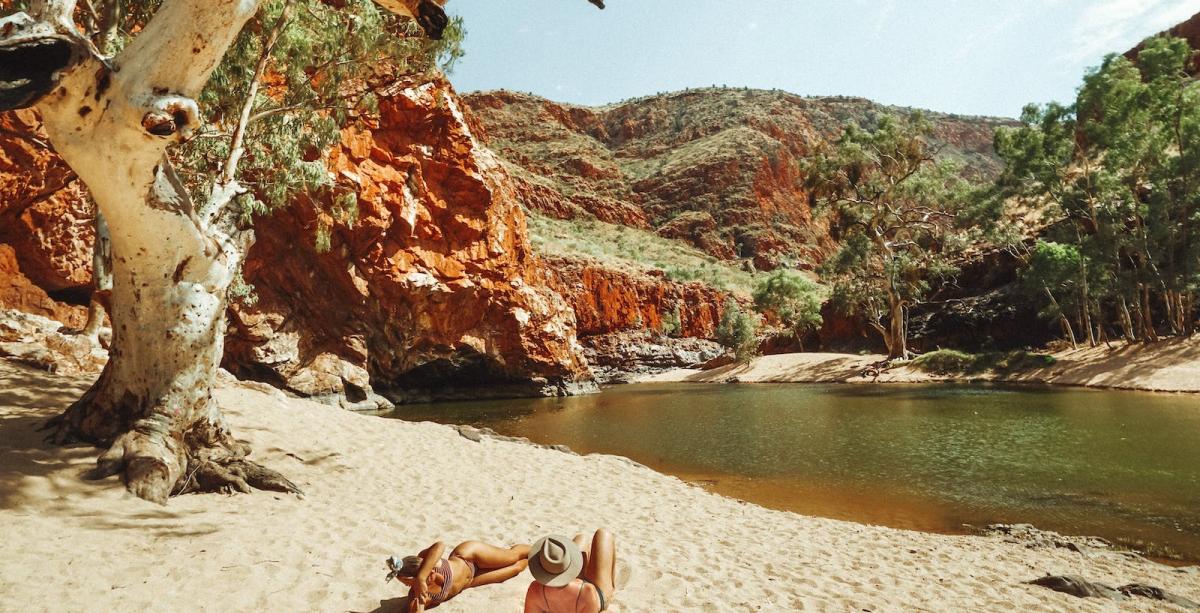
[0,81,1028,389]
[17,26,1194,392]
[0,110,93,321]
[0,78,594,406]
[223,77,592,406]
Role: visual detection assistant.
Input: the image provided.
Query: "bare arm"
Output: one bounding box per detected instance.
[406,540,446,612]
[415,541,446,584]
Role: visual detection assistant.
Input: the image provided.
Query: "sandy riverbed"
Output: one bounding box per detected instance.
[645,337,1200,393]
[1,362,1198,612]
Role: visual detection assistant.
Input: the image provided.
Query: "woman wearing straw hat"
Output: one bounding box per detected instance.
[524,529,618,613]
[386,539,531,612]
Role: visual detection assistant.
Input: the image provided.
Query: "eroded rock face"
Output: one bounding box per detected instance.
[0,110,94,296]
[580,329,724,384]
[540,255,729,339]
[0,244,86,328]
[224,77,591,406]
[0,308,106,376]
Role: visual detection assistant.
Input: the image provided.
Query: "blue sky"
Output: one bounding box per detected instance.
[444,0,1199,118]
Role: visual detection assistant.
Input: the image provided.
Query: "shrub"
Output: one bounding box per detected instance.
[661,306,682,338]
[717,299,759,362]
[752,269,823,340]
[992,350,1057,373]
[910,349,1057,375]
[910,349,980,374]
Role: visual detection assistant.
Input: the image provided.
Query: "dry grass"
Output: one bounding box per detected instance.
[526,212,761,296]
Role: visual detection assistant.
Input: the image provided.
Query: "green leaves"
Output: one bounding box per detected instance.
[752,269,823,337]
[716,298,760,362]
[995,34,1200,341]
[806,111,964,348]
[118,0,466,232]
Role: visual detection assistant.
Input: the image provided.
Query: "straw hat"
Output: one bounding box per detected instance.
[528,535,584,587]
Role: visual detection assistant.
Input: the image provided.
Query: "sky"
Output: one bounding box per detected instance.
[444,0,1200,119]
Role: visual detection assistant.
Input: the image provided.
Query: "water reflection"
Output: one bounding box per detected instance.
[384,383,1200,561]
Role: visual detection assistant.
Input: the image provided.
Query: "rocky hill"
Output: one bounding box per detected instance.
[466,88,1014,271]
[0,78,739,403]
[1127,10,1200,74]
[1,79,601,406]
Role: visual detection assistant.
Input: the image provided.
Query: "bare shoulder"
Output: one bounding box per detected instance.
[578,581,603,613]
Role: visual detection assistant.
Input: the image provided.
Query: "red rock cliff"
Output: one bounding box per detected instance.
[0,110,94,297]
[224,77,591,405]
[1,78,592,406]
[540,255,729,339]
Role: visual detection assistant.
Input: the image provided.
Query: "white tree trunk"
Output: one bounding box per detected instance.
[23,0,271,503]
[80,211,110,341]
[886,290,907,360]
[1,0,276,503]
[4,0,446,503]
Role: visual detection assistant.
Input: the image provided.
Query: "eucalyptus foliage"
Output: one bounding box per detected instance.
[805,113,967,358]
[752,269,823,341]
[994,35,1200,343]
[69,0,462,224]
[716,298,759,362]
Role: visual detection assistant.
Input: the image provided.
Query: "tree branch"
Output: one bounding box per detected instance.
[30,0,79,33]
[219,0,292,187]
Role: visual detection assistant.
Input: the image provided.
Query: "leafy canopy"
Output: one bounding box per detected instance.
[36,0,465,224]
[805,112,965,342]
[716,298,759,362]
[752,269,823,336]
[990,35,1200,339]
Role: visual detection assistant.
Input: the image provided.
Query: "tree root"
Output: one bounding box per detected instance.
[45,399,303,504]
[175,456,303,498]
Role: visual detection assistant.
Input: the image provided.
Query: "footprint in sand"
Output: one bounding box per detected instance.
[615,559,633,589]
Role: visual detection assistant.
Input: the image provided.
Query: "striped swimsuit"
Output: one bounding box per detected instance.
[427,558,477,607]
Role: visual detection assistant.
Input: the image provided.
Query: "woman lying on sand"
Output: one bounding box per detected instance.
[387,540,530,611]
[524,529,617,613]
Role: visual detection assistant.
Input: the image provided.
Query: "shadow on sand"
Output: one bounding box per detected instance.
[0,362,217,537]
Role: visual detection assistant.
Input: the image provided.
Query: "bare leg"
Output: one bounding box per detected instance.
[452,541,532,588]
[581,529,616,598]
[469,559,528,587]
[573,533,592,558]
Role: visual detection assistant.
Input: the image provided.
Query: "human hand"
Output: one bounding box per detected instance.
[413,579,430,606]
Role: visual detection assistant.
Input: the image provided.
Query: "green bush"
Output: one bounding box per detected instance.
[910,349,981,374]
[992,351,1057,373]
[752,269,823,338]
[661,306,682,338]
[910,349,1057,375]
[717,299,759,362]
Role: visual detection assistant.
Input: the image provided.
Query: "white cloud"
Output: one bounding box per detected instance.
[1067,0,1199,64]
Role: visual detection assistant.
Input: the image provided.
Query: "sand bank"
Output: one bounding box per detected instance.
[645,337,1200,393]
[1,362,1197,612]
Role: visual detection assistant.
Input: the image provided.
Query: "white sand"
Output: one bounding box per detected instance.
[1,362,1198,612]
[646,337,1200,393]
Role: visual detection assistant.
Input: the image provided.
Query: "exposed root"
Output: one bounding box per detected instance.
[45,389,303,504]
[178,457,303,498]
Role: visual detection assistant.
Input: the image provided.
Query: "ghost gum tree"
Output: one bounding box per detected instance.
[0,0,463,503]
[805,113,968,360]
